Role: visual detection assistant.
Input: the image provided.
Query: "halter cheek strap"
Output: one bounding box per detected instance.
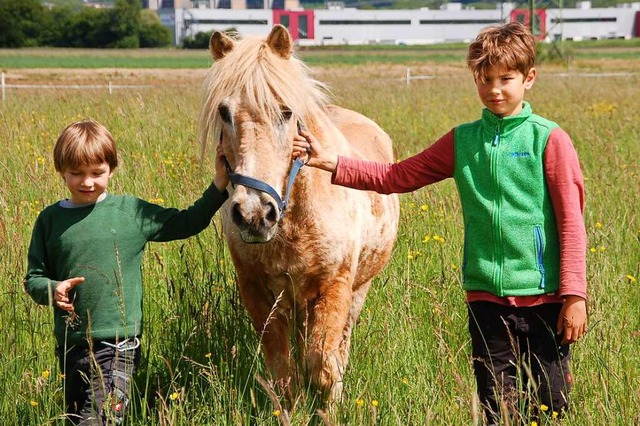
[222,121,307,221]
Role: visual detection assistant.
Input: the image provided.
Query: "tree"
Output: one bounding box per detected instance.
[65,7,117,47]
[0,0,46,47]
[111,0,142,48]
[138,9,171,47]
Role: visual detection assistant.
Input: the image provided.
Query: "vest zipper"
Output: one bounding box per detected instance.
[534,225,546,289]
[491,123,503,294]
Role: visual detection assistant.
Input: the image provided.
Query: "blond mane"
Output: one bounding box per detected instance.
[198,34,330,155]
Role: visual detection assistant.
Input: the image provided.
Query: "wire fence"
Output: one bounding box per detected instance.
[3,69,637,103]
[0,69,449,102]
[0,72,163,103]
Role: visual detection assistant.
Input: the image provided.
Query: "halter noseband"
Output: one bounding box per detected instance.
[223,121,307,221]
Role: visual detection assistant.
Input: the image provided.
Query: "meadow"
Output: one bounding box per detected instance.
[0,46,639,425]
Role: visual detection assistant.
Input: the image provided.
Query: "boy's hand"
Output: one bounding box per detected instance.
[557,295,588,344]
[55,277,84,312]
[293,129,338,173]
[214,142,229,192]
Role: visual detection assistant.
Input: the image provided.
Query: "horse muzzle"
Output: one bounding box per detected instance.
[229,189,281,243]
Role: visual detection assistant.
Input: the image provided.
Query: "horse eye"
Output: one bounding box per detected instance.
[281,109,293,121]
[219,105,232,123]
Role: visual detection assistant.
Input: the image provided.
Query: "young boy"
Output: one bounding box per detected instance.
[24,119,229,425]
[294,22,587,424]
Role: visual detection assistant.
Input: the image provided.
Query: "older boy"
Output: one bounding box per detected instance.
[294,22,587,424]
[24,119,228,425]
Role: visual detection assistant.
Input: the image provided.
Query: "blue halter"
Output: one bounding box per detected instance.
[223,122,307,221]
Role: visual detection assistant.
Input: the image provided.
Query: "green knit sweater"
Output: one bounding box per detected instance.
[24,183,227,347]
[454,102,560,296]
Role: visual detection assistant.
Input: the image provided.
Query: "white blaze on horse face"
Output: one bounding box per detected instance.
[224,107,295,243]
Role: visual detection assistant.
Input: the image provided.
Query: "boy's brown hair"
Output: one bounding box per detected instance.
[466,22,536,81]
[53,119,118,173]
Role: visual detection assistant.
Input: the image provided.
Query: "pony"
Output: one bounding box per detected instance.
[198,24,400,402]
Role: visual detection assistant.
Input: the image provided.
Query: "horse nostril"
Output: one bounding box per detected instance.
[265,201,278,224]
[231,202,244,226]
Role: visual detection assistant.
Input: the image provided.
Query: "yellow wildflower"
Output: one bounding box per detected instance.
[540,404,549,411]
[595,222,603,229]
[552,411,559,419]
[402,378,408,385]
[169,392,179,401]
[30,401,38,407]
[371,400,379,407]
[626,275,637,283]
[273,410,281,417]
[205,352,212,358]
[420,204,429,211]
[436,236,446,243]
[41,370,50,380]
[355,399,364,407]
[589,247,597,253]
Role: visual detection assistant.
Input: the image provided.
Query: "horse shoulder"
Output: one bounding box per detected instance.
[321,105,394,162]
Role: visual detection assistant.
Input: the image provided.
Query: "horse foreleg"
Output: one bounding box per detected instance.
[338,279,372,381]
[238,280,294,398]
[307,278,353,402]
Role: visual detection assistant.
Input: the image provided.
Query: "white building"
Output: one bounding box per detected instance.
[156,1,640,46]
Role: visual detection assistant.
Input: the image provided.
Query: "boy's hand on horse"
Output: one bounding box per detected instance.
[292,129,338,173]
[557,295,588,344]
[214,141,230,191]
[54,277,84,312]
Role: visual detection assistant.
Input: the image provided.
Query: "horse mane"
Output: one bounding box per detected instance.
[198,34,331,155]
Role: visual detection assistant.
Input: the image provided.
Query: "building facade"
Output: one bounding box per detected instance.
[156,1,640,46]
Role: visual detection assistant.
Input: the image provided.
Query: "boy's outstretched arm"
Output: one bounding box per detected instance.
[557,295,588,344]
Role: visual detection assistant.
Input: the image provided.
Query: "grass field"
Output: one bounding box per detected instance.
[0,46,639,425]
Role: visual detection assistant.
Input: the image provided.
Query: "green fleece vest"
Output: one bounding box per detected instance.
[453,102,560,297]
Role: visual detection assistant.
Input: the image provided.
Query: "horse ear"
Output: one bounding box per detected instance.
[210,31,235,60]
[266,24,293,59]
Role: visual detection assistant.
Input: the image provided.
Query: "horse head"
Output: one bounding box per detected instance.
[199,25,328,243]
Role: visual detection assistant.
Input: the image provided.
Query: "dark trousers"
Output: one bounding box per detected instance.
[467,302,571,425]
[57,338,141,425]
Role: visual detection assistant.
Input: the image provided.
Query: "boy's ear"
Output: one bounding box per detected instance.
[524,67,537,89]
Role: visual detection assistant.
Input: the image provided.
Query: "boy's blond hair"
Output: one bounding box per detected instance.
[466,22,536,81]
[53,120,118,173]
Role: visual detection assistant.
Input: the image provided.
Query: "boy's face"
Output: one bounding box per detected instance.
[475,66,536,118]
[60,162,113,205]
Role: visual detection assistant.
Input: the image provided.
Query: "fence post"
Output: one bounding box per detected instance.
[108,81,113,95]
[406,67,411,87]
[2,72,5,103]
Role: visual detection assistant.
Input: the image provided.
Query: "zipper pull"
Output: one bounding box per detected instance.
[493,125,500,146]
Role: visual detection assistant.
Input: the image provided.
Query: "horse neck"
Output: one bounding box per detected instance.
[287,111,339,215]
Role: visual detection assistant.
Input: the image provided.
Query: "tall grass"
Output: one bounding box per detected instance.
[0,59,638,425]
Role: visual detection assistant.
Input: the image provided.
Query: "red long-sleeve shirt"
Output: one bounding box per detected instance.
[333,128,587,306]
